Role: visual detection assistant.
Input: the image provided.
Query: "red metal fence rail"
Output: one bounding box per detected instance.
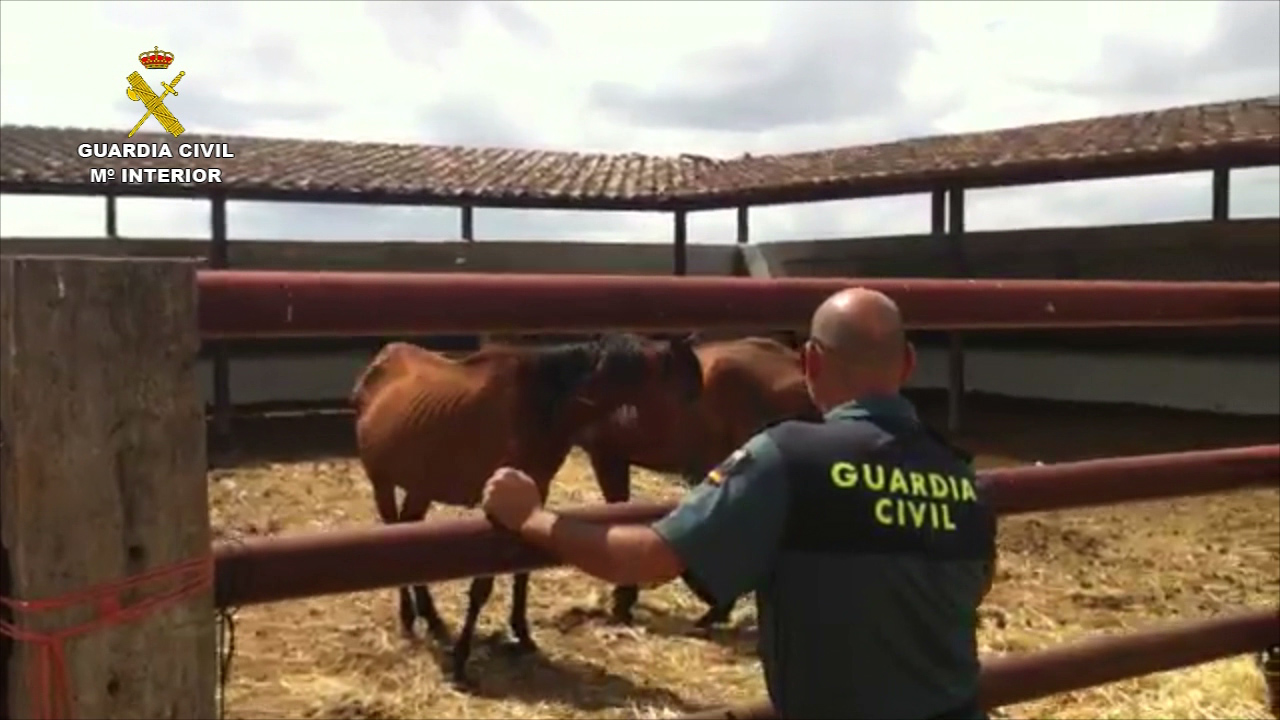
[3,258,1277,719]
[679,609,1280,719]
[191,269,1280,718]
[213,444,1279,608]
[196,271,1280,338]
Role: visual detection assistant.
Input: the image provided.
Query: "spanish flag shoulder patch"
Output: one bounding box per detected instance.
[705,447,752,486]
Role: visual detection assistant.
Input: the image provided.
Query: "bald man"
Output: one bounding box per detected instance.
[482,288,997,720]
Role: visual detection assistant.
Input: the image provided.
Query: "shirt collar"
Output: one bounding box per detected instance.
[824,393,919,423]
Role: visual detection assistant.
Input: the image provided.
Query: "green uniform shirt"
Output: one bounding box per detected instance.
[652,395,995,720]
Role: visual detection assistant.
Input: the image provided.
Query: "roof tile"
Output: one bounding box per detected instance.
[1,97,1275,209]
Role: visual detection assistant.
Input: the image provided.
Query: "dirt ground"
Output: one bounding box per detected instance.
[209,394,1279,720]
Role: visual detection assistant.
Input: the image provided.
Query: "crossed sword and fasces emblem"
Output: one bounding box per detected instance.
[126,70,186,138]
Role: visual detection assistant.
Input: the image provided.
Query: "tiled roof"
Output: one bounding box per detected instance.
[689,96,1280,207]
[1,96,1276,210]
[0,126,718,209]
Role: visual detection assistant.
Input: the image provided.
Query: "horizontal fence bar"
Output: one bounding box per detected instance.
[677,608,1280,719]
[981,443,1280,515]
[213,444,1278,608]
[196,271,1280,338]
[215,501,671,608]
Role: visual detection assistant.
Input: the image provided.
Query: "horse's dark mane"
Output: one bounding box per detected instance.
[524,334,651,424]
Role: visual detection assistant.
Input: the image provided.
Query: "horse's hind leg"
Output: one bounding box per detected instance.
[452,576,495,690]
[695,598,736,628]
[505,572,538,654]
[372,479,420,639]
[588,450,639,624]
[399,492,449,644]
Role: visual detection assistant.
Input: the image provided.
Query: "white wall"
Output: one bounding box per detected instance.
[201,349,1280,416]
[908,348,1279,415]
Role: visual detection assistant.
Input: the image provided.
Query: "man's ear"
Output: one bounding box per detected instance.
[901,341,917,382]
[800,340,816,375]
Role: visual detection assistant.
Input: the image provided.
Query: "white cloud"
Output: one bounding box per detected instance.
[2,0,1277,244]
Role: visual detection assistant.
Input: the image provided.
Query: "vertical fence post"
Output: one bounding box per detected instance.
[0,257,215,719]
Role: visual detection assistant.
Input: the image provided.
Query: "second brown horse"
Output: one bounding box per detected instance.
[574,336,820,628]
[352,333,703,688]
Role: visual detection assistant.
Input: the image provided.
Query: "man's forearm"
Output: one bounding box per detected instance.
[516,509,681,586]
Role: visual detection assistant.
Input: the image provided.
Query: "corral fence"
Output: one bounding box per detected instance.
[0,257,1278,719]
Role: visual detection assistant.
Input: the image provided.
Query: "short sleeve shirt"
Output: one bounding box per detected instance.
[652,395,996,720]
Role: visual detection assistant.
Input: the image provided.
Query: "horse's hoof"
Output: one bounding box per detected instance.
[425,624,452,647]
[450,673,479,693]
[694,613,729,630]
[607,600,636,625]
[499,635,539,656]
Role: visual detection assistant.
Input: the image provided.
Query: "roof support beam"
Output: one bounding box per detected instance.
[209,194,229,268]
[731,205,752,277]
[460,205,474,242]
[931,188,946,236]
[1212,167,1230,221]
[673,209,688,276]
[105,193,118,240]
[944,187,969,434]
[208,193,231,454]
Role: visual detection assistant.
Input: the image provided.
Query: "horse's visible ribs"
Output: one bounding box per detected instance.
[353,333,703,688]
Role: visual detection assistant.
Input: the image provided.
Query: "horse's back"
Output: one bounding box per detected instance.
[354,343,515,502]
[352,342,454,409]
[698,336,800,377]
[699,337,806,403]
[695,336,816,453]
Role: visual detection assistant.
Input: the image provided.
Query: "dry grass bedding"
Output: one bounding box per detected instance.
[209,398,1279,719]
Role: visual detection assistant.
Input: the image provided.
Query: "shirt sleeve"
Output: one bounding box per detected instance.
[650,432,789,609]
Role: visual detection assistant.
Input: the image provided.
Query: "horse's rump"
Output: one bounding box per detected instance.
[351,342,443,410]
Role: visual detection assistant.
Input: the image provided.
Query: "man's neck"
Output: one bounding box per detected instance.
[817,384,901,414]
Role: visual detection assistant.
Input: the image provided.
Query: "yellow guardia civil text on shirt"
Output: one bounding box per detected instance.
[829,462,979,531]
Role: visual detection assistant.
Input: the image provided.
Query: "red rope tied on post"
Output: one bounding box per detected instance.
[0,554,214,720]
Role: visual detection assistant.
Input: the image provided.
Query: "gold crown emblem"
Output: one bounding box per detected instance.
[139,46,175,70]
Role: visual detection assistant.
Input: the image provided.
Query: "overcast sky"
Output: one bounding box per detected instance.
[1,0,1277,244]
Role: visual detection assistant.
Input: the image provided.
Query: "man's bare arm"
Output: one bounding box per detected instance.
[517,509,685,587]
[512,432,789,610]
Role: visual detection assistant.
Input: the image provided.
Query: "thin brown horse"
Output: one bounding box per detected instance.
[351,333,702,688]
[575,336,821,627]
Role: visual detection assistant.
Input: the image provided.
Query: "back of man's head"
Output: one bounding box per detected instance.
[805,288,913,407]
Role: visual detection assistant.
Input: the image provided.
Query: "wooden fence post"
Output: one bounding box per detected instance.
[0,257,215,719]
